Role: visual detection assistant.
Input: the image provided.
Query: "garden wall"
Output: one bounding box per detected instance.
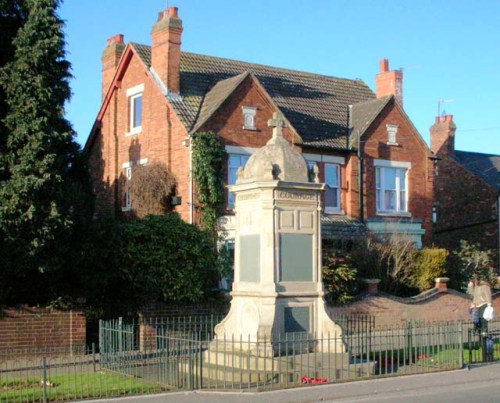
[329,278,500,329]
[0,306,86,352]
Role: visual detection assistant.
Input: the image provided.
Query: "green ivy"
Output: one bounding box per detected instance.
[192,131,226,233]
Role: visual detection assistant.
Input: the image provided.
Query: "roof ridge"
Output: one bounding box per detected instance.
[455,149,500,158]
[129,42,369,85]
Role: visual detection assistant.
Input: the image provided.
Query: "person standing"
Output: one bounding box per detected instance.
[468,277,492,333]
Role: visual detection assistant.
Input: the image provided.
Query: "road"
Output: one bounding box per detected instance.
[82,363,500,403]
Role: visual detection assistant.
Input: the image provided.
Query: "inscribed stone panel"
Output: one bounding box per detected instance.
[279,234,313,281]
[240,234,260,282]
[284,307,310,333]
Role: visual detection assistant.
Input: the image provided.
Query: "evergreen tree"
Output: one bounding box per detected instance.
[0,1,28,179]
[0,0,79,303]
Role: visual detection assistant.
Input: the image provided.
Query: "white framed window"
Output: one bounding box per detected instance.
[242,106,257,130]
[227,153,250,209]
[324,163,340,213]
[121,158,148,211]
[386,124,398,145]
[126,84,144,136]
[375,160,410,214]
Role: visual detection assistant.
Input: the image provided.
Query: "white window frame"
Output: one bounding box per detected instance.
[226,146,256,209]
[227,153,250,209]
[121,158,148,212]
[126,84,144,136]
[304,154,345,214]
[386,124,398,145]
[242,106,257,130]
[374,159,411,215]
[324,163,341,214]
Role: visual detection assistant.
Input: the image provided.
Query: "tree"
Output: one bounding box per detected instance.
[0,0,79,303]
[0,1,28,179]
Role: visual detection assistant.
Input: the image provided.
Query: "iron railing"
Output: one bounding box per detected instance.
[2,316,499,402]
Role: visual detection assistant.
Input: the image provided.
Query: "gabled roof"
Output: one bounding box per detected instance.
[349,95,392,148]
[454,150,500,191]
[348,95,431,156]
[189,71,250,133]
[130,44,375,150]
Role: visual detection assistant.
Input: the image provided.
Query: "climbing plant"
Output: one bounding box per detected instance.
[191,131,226,233]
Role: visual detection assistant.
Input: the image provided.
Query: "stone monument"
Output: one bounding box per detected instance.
[214,112,342,355]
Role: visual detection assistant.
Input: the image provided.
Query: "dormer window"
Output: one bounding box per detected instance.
[242,106,257,130]
[386,124,398,145]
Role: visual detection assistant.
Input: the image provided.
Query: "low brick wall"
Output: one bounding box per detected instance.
[329,278,500,329]
[0,306,86,352]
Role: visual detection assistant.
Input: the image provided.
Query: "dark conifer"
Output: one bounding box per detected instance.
[0,0,78,302]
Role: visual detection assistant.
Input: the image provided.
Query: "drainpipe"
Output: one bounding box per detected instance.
[357,128,364,223]
[189,138,193,224]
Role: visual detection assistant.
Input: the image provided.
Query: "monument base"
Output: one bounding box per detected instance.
[212,293,345,356]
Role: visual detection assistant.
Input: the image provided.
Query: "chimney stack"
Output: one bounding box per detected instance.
[376,58,403,106]
[430,114,456,156]
[101,34,125,100]
[151,6,183,94]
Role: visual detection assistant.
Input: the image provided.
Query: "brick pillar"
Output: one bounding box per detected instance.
[364,279,381,294]
[435,277,449,292]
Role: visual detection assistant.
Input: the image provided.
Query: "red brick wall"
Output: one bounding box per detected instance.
[361,102,434,245]
[87,50,191,221]
[433,154,498,254]
[329,286,500,329]
[88,54,432,237]
[0,307,86,351]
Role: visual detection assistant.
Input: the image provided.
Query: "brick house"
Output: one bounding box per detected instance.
[84,7,434,249]
[430,115,500,264]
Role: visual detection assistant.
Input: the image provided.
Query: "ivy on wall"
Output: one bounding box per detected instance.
[191,131,226,233]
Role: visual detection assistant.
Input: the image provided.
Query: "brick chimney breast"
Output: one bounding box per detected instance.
[151,6,183,94]
[376,58,403,106]
[101,34,126,100]
[430,114,456,156]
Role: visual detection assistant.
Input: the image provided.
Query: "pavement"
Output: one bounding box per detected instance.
[82,362,500,403]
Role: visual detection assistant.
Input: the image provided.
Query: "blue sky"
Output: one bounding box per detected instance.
[60,0,500,155]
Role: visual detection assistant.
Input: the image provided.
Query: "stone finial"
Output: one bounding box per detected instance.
[312,163,320,183]
[267,111,286,139]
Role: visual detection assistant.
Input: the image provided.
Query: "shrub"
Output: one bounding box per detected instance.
[129,162,176,217]
[322,252,359,305]
[447,240,497,292]
[117,213,219,305]
[409,248,448,292]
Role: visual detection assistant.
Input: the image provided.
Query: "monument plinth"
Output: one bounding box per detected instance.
[214,112,342,355]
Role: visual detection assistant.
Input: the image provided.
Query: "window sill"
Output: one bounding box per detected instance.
[324,208,344,215]
[126,127,142,137]
[242,126,257,131]
[386,142,399,146]
[376,211,411,218]
[121,206,132,212]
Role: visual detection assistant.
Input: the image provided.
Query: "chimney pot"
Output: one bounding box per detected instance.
[379,58,389,73]
[106,34,124,47]
[168,7,178,18]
